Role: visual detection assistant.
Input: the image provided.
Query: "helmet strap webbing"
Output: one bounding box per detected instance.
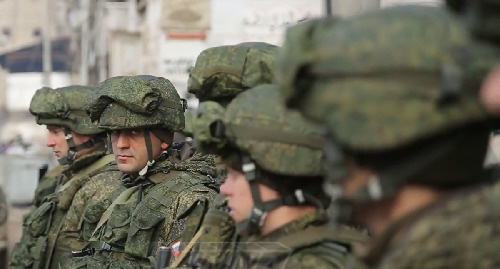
[139,130,156,176]
[58,128,98,165]
[143,129,155,166]
[235,154,323,235]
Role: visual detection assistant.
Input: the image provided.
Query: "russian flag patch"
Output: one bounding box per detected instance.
[170,240,181,258]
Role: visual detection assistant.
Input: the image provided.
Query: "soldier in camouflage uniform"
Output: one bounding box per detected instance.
[276,5,500,268]
[63,75,218,269]
[174,84,366,268]
[33,165,66,207]
[186,42,280,186]
[163,42,279,267]
[10,86,123,269]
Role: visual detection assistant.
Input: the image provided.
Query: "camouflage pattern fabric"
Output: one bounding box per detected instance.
[33,165,67,207]
[276,6,500,151]
[86,75,185,132]
[356,181,500,268]
[188,42,279,103]
[173,210,367,269]
[171,194,238,268]
[9,149,122,269]
[233,211,366,269]
[62,142,218,269]
[193,84,323,176]
[29,86,103,135]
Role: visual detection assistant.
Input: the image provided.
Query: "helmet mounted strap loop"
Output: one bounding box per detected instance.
[59,128,101,165]
[236,154,323,235]
[143,129,155,166]
[59,128,77,165]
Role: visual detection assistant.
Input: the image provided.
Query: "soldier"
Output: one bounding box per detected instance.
[63,75,218,268]
[10,86,123,269]
[187,41,279,185]
[276,5,500,268]
[175,84,366,268]
[164,42,279,267]
[33,164,66,207]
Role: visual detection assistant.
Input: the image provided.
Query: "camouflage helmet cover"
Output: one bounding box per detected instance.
[29,85,103,135]
[87,75,186,132]
[193,84,323,176]
[188,42,279,103]
[277,6,500,151]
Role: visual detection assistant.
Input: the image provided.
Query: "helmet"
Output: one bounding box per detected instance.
[194,84,323,176]
[87,75,186,132]
[276,6,500,200]
[30,85,104,165]
[30,85,103,135]
[278,5,499,151]
[188,42,279,104]
[193,84,325,234]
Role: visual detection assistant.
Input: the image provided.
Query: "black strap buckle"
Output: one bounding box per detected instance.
[71,246,95,257]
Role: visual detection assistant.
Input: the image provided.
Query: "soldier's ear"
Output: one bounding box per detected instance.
[160,142,169,150]
[480,65,500,114]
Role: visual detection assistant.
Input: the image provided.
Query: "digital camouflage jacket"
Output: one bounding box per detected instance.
[356,180,500,269]
[175,209,367,269]
[9,150,122,269]
[234,210,366,269]
[62,142,219,269]
[33,165,66,207]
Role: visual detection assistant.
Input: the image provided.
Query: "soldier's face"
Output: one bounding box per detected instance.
[46,125,91,159]
[110,129,168,174]
[221,167,253,223]
[221,167,279,228]
[46,125,68,159]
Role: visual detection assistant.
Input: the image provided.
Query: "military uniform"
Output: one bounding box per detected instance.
[358,181,500,269]
[63,142,218,268]
[10,150,121,269]
[233,211,365,269]
[33,165,66,207]
[61,75,218,269]
[174,84,365,269]
[9,85,123,269]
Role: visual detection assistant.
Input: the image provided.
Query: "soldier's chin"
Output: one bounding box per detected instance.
[117,163,140,174]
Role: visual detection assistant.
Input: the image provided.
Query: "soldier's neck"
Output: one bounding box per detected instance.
[260,205,316,235]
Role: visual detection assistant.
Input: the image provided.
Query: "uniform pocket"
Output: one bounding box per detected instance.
[25,201,55,237]
[125,200,166,258]
[102,203,133,242]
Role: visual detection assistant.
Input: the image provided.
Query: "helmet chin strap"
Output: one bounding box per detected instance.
[138,129,157,176]
[58,128,98,165]
[235,154,324,236]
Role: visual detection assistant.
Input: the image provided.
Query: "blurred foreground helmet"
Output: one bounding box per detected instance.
[30,85,104,164]
[87,75,186,132]
[188,42,279,105]
[278,6,500,151]
[276,6,500,200]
